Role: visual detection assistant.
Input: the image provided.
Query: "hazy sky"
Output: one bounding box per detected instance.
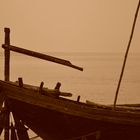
[0,0,140,52]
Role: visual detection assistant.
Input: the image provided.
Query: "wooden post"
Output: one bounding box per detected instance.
[77,96,80,102]
[39,82,44,93]
[18,77,23,88]
[4,28,10,81]
[55,82,61,90]
[4,28,10,140]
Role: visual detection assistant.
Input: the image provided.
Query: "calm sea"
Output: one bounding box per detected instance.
[0,52,140,139]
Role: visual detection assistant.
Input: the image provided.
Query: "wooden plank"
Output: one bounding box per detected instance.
[2,44,83,71]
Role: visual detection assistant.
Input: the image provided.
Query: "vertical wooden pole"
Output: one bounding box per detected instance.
[4,28,10,140]
[4,28,10,81]
[77,96,81,102]
[4,101,10,140]
[113,0,140,109]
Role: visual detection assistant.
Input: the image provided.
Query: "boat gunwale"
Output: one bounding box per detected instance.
[1,80,140,126]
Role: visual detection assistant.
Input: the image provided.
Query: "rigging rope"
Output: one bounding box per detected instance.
[114,0,140,108]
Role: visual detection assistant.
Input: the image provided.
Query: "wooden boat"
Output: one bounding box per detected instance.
[1,3,140,138]
[0,79,140,140]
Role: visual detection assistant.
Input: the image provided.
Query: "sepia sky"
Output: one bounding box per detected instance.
[0,0,140,53]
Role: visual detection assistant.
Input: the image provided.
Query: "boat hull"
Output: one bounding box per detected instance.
[8,99,140,140]
[1,80,140,140]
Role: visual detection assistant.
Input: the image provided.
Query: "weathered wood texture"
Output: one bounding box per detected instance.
[3,28,10,140]
[2,44,83,71]
[4,28,10,81]
[0,80,140,126]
